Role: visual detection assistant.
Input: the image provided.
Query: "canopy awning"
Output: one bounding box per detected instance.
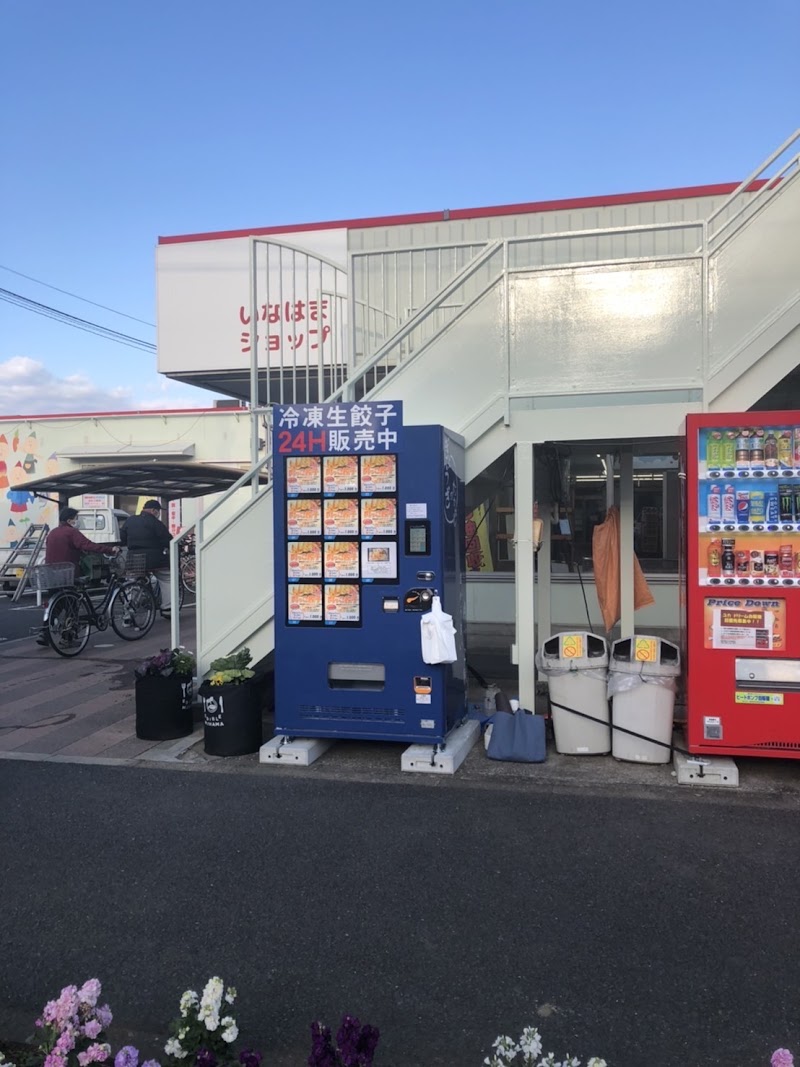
[23,461,268,501]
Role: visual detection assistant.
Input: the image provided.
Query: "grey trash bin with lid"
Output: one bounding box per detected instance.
[536,632,610,754]
[608,636,681,763]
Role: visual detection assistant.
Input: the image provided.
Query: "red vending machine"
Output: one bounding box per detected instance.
[686,411,800,758]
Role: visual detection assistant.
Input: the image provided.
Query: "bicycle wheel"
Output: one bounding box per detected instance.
[180,555,196,595]
[46,591,91,657]
[110,580,157,640]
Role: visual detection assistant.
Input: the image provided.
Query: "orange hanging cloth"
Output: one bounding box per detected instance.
[592,505,655,632]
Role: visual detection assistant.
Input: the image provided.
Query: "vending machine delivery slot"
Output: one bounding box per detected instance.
[272,401,466,746]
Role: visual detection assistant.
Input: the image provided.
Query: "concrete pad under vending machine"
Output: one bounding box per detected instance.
[260,736,334,766]
[401,719,479,774]
[673,746,739,787]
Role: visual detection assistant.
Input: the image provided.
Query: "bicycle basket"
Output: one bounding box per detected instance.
[108,553,127,577]
[31,563,76,591]
[125,551,149,577]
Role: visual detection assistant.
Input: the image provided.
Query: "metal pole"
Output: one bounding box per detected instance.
[514,441,536,709]
[620,447,634,638]
[249,236,260,492]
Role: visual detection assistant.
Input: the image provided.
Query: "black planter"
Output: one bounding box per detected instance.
[135,673,194,740]
[200,680,262,756]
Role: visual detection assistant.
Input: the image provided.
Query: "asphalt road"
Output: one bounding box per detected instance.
[1,761,798,1066]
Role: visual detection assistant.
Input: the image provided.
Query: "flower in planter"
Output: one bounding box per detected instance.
[35,979,115,1067]
[136,648,197,679]
[307,1015,380,1067]
[163,978,249,1067]
[204,648,254,687]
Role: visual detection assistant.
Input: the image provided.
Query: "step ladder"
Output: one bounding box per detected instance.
[0,523,50,602]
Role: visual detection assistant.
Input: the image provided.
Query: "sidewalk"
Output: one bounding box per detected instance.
[2,621,800,800]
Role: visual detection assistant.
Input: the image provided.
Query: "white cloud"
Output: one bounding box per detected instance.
[0,357,228,415]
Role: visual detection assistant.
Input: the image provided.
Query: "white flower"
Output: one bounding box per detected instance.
[561,1058,581,1067]
[224,987,237,1005]
[221,1017,238,1044]
[492,1035,518,1063]
[587,1061,607,1067]
[518,1027,543,1062]
[179,991,198,1018]
[536,1055,558,1067]
[198,976,224,1031]
[177,1028,188,1040]
[164,1039,188,1060]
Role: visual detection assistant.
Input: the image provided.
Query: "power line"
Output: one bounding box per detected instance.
[0,263,155,327]
[0,287,157,353]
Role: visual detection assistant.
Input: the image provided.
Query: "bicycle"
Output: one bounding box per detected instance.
[125,551,186,615]
[33,557,158,658]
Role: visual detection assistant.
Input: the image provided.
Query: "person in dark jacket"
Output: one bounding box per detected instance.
[120,499,172,611]
[37,507,119,645]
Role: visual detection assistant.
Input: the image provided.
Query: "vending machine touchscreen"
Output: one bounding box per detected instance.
[272,401,466,745]
[686,410,800,758]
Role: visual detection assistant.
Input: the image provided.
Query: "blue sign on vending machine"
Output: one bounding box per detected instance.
[272,401,466,744]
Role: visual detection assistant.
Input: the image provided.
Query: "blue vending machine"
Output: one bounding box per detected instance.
[272,400,466,744]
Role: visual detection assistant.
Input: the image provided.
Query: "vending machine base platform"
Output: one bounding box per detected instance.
[673,748,739,788]
[400,719,479,775]
[258,720,479,774]
[259,736,334,767]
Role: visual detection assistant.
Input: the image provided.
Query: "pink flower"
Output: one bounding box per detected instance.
[77,1043,111,1067]
[78,980,102,1009]
[44,1051,66,1067]
[54,986,79,1030]
[55,1027,76,1054]
[42,1001,59,1025]
[772,1051,794,1067]
[83,1020,103,1040]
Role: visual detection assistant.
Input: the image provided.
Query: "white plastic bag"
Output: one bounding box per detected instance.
[420,595,458,664]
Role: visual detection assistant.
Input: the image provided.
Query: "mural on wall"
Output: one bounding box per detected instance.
[0,426,58,551]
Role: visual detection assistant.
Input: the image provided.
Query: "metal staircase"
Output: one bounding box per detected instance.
[0,524,49,602]
[172,129,800,675]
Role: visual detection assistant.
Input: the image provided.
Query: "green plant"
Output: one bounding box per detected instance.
[205,647,254,687]
[135,648,196,679]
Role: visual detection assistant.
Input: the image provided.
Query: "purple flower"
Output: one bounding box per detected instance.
[95,1005,113,1030]
[333,1016,379,1067]
[772,1051,795,1067]
[195,1050,217,1067]
[238,1051,262,1067]
[115,1047,139,1067]
[78,980,102,1008]
[307,1022,336,1067]
[141,1061,161,1067]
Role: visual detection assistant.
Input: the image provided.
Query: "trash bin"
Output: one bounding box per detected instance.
[536,632,610,754]
[608,636,681,763]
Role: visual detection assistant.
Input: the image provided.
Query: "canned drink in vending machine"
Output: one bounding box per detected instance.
[765,550,780,577]
[722,485,736,524]
[735,550,751,577]
[767,490,780,524]
[779,484,795,522]
[749,489,766,523]
[751,549,764,575]
[707,485,722,523]
[780,545,794,578]
[736,490,750,523]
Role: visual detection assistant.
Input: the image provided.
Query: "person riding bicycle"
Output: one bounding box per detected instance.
[36,507,119,645]
[120,499,172,613]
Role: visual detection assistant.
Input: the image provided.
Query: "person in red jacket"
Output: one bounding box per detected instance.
[36,507,119,646]
[45,506,120,566]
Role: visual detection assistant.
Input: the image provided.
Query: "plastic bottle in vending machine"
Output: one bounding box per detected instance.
[722,431,737,468]
[779,484,795,522]
[707,538,722,578]
[736,490,750,523]
[735,431,750,468]
[778,430,793,468]
[706,431,722,468]
[780,544,794,578]
[767,489,780,524]
[794,427,800,467]
[721,538,736,577]
[707,485,722,523]
[749,489,766,524]
[749,430,765,468]
[722,485,736,524]
[764,431,779,469]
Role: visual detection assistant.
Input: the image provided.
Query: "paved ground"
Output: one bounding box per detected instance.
[2,615,800,1065]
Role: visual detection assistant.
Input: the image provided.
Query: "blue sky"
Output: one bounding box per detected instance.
[1,0,798,414]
